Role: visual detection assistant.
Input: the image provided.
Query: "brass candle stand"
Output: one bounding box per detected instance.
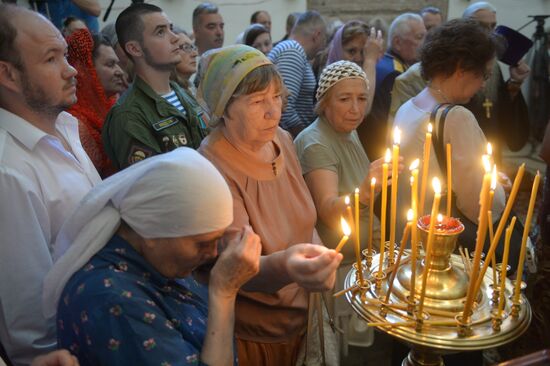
[344,217,531,366]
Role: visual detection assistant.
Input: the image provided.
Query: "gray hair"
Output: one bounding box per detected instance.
[420,6,441,16]
[192,2,219,29]
[388,13,423,48]
[286,12,302,34]
[101,22,118,48]
[291,10,326,37]
[463,2,497,19]
[172,25,189,36]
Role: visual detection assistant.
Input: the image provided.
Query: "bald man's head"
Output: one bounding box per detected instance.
[0,5,61,70]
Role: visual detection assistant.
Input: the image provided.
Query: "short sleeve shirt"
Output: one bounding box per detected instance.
[295,117,370,193]
[294,117,379,256]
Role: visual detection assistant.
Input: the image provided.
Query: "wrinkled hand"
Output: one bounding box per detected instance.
[31,350,79,366]
[210,226,261,297]
[285,244,342,291]
[363,27,384,64]
[509,60,530,83]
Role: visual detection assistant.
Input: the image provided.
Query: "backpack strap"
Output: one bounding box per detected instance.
[430,103,456,180]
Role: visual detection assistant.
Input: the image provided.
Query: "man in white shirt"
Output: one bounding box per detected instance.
[0,5,100,365]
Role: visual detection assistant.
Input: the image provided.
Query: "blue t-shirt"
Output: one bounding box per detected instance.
[57,234,228,365]
[36,0,99,33]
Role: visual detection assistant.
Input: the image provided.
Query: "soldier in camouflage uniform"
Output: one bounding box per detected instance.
[102,3,208,170]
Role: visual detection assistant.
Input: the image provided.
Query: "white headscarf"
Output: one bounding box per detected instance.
[43,148,233,318]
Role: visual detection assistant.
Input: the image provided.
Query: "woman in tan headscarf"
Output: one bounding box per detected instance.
[198,45,342,366]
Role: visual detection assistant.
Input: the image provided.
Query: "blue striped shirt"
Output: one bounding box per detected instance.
[268,40,316,130]
[162,90,187,118]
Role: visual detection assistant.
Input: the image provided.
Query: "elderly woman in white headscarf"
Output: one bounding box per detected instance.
[198,45,343,366]
[43,148,261,366]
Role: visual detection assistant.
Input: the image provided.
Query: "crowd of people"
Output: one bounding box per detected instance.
[0,1,544,366]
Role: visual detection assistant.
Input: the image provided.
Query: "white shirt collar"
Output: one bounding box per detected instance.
[0,108,76,150]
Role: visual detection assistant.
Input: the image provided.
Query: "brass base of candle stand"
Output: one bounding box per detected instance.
[402,347,444,366]
[344,253,530,364]
[344,220,531,366]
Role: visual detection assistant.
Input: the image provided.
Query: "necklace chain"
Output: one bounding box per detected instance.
[429,86,450,103]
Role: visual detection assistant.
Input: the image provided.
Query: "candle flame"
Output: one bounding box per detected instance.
[428,123,433,133]
[487,143,493,156]
[482,155,491,173]
[437,213,443,223]
[409,158,420,171]
[345,195,350,205]
[355,187,359,194]
[385,148,391,163]
[491,165,497,190]
[341,217,351,236]
[407,209,414,222]
[371,177,376,186]
[393,127,401,145]
[432,177,441,194]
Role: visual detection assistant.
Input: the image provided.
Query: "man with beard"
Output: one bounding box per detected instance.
[102,3,208,170]
[192,2,225,56]
[0,5,101,365]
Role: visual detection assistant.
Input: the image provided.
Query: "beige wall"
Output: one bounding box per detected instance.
[22,0,550,44]
[96,0,307,47]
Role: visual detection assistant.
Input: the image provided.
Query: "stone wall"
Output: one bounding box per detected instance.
[308,0,449,32]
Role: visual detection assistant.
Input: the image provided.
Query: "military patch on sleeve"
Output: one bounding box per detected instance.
[128,144,154,165]
[152,116,179,131]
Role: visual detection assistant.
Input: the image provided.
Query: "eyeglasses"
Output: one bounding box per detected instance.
[180,44,198,53]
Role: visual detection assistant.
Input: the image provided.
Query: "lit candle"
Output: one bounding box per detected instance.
[488,166,498,285]
[335,217,352,253]
[378,149,391,278]
[409,159,419,298]
[446,143,452,217]
[418,177,442,316]
[487,211,497,285]
[419,123,432,216]
[389,127,401,264]
[344,196,354,232]
[488,165,497,210]
[354,188,364,285]
[463,156,492,322]
[513,171,541,303]
[368,178,376,258]
[436,213,443,229]
[410,159,420,213]
[498,216,516,317]
[472,164,525,298]
[385,209,412,304]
